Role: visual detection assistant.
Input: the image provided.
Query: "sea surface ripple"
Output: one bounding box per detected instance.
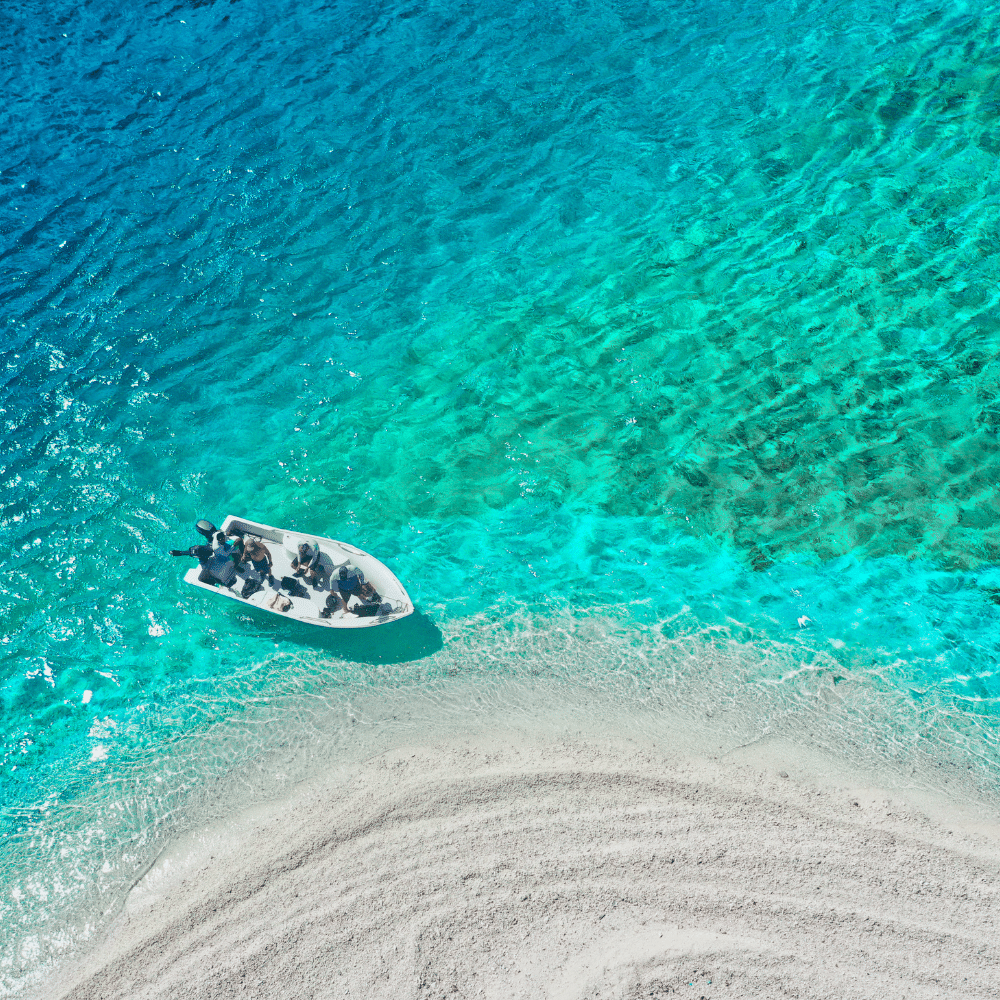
[3,0,1000,993]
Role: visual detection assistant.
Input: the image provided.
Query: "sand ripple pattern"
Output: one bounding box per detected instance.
[6,1,1000,992]
[51,740,1000,1000]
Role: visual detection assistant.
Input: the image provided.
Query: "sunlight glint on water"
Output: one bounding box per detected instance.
[2,0,1000,993]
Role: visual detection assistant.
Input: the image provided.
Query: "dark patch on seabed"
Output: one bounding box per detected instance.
[4,0,1000,994]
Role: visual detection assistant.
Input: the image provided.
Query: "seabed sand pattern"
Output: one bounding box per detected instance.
[9,2,1000,994]
[43,709,1000,1000]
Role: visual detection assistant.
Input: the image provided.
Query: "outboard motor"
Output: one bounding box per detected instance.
[195,519,218,542]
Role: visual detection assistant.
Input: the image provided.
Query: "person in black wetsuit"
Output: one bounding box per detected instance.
[170,543,236,587]
[201,543,237,587]
[175,544,213,564]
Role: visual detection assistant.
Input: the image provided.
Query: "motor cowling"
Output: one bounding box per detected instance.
[195,519,218,542]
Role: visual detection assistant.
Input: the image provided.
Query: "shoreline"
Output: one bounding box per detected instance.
[40,695,1000,1000]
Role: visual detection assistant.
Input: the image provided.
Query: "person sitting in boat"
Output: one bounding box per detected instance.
[319,591,345,618]
[244,536,275,585]
[170,543,235,588]
[199,544,237,588]
[337,564,364,602]
[291,541,323,585]
[214,530,247,571]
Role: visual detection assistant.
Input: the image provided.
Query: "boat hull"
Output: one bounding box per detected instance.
[183,515,413,629]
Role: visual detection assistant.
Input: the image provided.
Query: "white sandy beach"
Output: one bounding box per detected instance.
[43,711,1000,1000]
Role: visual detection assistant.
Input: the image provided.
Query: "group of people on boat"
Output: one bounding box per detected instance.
[172,522,382,616]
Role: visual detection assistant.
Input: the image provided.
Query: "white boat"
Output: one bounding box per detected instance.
[183,515,413,629]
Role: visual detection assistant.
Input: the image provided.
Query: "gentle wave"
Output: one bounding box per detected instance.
[4,0,1000,993]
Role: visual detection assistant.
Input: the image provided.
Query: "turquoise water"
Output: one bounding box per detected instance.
[4,0,1000,990]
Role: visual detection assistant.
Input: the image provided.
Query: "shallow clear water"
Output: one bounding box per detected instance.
[3,0,1000,992]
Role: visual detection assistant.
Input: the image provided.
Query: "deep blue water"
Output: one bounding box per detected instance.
[3,0,1000,992]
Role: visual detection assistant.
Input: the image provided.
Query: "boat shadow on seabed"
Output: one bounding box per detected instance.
[230,603,445,664]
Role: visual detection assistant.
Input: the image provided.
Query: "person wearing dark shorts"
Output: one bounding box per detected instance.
[244,536,275,585]
[337,565,363,604]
